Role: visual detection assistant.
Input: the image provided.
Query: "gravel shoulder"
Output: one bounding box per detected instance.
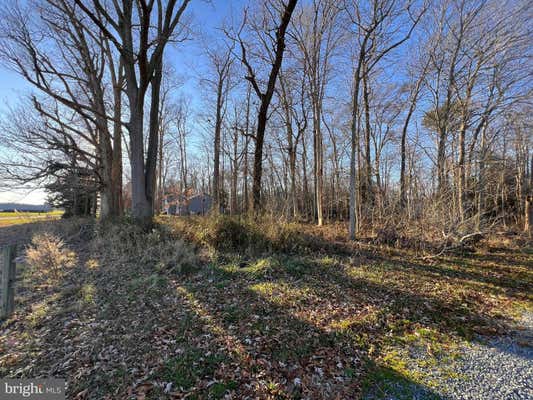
[442,333,532,400]
[442,310,532,400]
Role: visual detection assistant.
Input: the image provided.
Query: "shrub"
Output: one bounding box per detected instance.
[198,215,263,252]
[25,232,77,281]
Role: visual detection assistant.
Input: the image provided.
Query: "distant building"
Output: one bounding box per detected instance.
[187,194,213,215]
[163,193,186,215]
[163,193,213,216]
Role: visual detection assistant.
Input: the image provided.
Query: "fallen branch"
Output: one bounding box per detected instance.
[421,231,484,260]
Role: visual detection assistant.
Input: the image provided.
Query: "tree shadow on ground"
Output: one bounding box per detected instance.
[165,248,529,398]
[48,246,461,398]
[172,260,454,399]
[467,251,533,269]
[362,363,452,400]
[0,219,88,247]
[360,256,531,301]
[473,328,533,362]
[3,224,530,399]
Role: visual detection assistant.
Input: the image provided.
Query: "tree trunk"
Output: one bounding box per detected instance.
[252,102,268,212]
[362,70,372,205]
[349,65,363,240]
[145,63,163,217]
[399,84,422,208]
[243,135,249,214]
[127,67,152,221]
[302,131,310,218]
[213,78,224,211]
[241,0,298,214]
[111,77,123,217]
[525,195,532,236]
[458,119,466,223]
[230,127,239,214]
[313,100,324,226]
[437,125,447,194]
[129,112,152,220]
[243,89,251,214]
[286,122,298,220]
[156,123,164,214]
[476,126,487,230]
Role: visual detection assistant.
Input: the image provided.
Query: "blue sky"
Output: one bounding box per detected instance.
[0,0,426,205]
[0,0,246,204]
[0,70,42,203]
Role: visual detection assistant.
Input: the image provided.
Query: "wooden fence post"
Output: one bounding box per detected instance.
[1,245,16,319]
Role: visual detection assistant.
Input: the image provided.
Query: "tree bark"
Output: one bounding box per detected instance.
[213,77,224,212]
[525,196,532,235]
[362,68,373,205]
[349,53,364,240]
[458,119,466,223]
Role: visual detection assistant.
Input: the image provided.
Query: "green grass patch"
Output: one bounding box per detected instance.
[363,364,442,400]
[161,347,228,390]
[209,380,238,399]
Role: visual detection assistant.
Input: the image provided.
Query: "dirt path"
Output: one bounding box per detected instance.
[0,223,48,247]
[0,219,84,247]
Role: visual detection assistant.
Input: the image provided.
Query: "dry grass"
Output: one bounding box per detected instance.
[163,214,347,256]
[92,219,199,273]
[0,215,531,399]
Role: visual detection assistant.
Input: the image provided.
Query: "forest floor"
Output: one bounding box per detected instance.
[0,217,531,399]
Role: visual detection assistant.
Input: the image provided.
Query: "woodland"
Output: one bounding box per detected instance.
[0,0,531,399]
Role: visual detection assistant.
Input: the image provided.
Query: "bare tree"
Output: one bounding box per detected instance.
[345,0,426,239]
[204,40,234,212]
[277,65,308,219]
[400,56,429,207]
[229,0,299,212]
[73,0,192,223]
[292,0,343,225]
[0,0,125,219]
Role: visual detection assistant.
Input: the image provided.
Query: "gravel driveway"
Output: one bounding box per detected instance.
[441,328,532,399]
[365,312,533,400]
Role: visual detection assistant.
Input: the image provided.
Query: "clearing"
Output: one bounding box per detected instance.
[0,217,531,399]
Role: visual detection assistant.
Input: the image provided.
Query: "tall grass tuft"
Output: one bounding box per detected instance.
[92,219,198,274]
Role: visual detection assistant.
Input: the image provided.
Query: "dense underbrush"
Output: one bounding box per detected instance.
[91,218,199,273]
[163,214,348,255]
[165,214,530,260]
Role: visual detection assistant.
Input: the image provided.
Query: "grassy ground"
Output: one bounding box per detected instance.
[0,217,531,399]
[0,210,63,227]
